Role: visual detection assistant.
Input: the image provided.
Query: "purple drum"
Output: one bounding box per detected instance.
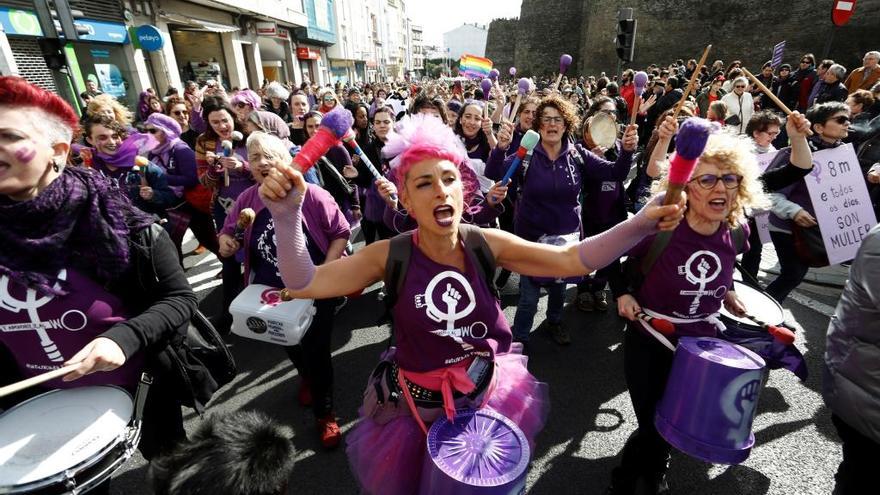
[420,408,529,495]
[655,337,766,465]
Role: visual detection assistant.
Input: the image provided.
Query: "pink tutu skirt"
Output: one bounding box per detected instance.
[346,351,549,495]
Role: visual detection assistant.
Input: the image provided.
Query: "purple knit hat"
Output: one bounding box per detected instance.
[230,89,261,109]
[146,112,182,140]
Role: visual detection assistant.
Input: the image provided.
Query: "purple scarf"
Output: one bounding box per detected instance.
[0,166,156,296]
[94,132,155,169]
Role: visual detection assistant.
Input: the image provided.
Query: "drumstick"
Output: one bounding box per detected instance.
[672,44,712,120]
[742,312,796,345]
[635,311,675,335]
[0,363,80,398]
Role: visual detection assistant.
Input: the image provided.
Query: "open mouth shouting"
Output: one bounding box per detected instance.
[708,197,728,213]
[433,204,455,228]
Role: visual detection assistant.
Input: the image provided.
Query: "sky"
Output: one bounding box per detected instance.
[407,0,523,49]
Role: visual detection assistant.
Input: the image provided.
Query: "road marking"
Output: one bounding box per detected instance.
[787,289,837,316]
[186,267,222,286]
[191,278,223,293]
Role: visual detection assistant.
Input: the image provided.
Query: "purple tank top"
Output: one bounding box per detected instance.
[392,238,511,372]
[0,269,143,390]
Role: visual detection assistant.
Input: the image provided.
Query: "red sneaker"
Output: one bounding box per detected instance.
[317,415,342,449]
[298,378,312,407]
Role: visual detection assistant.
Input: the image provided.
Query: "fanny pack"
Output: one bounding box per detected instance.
[530,231,584,285]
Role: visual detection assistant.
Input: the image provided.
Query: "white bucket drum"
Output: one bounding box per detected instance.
[720,281,784,332]
[230,284,316,346]
[0,386,141,494]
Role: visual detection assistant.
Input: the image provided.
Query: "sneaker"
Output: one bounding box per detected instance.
[548,322,571,346]
[316,414,342,449]
[577,292,596,312]
[298,378,313,407]
[593,290,609,311]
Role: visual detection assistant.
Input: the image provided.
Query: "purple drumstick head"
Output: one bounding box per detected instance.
[559,54,573,73]
[321,107,355,137]
[509,67,517,76]
[633,71,649,93]
[668,117,716,185]
[489,69,500,81]
[481,78,493,100]
[517,78,531,96]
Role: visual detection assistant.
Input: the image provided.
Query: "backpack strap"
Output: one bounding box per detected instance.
[458,223,499,300]
[731,224,746,254]
[383,231,414,315]
[639,230,673,277]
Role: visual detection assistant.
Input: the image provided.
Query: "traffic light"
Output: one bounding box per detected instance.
[616,18,637,62]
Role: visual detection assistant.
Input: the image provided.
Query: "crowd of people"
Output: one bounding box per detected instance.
[1,48,879,495]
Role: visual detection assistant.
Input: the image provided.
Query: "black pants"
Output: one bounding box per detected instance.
[285,298,337,417]
[766,231,809,303]
[617,325,675,484]
[832,414,880,494]
[361,218,394,245]
[740,217,763,281]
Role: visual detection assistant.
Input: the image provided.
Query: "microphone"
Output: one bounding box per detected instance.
[341,128,397,203]
[221,130,242,187]
[501,130,540,185]
[664,117,714,206]
[292,108,352,174]
[509,77,533,122]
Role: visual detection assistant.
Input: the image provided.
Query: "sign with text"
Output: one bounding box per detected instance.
[805,143,876,264]
[754,151,778,245]
[832,0,857,27]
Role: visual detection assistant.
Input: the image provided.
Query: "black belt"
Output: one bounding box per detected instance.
[391,359,493,407]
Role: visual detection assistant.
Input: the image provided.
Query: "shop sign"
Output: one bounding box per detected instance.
[297,47,320,60]
[135,25,163,51]
[256,22,277,36]
[76,19,129,44]
[0,7,43,37]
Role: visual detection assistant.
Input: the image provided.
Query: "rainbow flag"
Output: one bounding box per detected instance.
[459,54,493,78]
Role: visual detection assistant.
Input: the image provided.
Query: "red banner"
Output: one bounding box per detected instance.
[832,0,856,27]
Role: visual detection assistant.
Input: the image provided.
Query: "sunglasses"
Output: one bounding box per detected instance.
[690,173,742,190]
[800,60,810,64]
[234,102,249,108]
[830,115,851,125]
[146,128,161,134]
[172,110,188,116]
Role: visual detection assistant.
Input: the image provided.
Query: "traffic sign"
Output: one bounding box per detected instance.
[832,0,857,27]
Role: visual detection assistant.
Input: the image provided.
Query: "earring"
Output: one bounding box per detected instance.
[52,161,60,172]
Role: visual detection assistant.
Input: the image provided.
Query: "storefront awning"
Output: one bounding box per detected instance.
[161,13,238,33]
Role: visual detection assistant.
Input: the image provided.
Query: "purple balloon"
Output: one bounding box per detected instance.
[509,67,517,76]
[633,71,649,92]
[560,54,573,73]
[481,78,493,100]
[489,69,500,81]
[517,77,531,95]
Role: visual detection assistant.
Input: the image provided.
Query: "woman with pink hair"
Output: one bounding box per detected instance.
[259,114,685,494]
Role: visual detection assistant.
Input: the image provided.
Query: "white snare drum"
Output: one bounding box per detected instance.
[0,384,145,494]
[720,281,784,331]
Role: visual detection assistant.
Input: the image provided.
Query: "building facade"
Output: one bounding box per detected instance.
[442,23,488,60]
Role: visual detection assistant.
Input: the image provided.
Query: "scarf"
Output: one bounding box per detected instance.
[145,113,182,167]
[0,166,156,296]
[94,132,156,169]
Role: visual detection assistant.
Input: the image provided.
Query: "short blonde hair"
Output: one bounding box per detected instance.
[653,130,770,227]
[245,131,290,164]
[86,94,133,126]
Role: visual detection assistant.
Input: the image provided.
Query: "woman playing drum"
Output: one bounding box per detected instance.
[609,128,770,494]
[259,114,684,494]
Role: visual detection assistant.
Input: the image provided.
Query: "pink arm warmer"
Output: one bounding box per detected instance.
[265,192,316,291]
[577,204,658,271]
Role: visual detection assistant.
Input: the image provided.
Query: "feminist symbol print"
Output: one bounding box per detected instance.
[416,271,487,351]
[678,251,726,315]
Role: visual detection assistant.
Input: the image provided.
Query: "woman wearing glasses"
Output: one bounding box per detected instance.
[505,94,638,348]
[165,97,199,149]
[765,102,850,303]
[609,127,769,495]
[229,89,261,123]
[720,76,754,134]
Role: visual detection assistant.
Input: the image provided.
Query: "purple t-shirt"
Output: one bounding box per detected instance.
[393,236,511,372]
[632,220,749,337]
[0,270,143,389]
[248,209,324,287]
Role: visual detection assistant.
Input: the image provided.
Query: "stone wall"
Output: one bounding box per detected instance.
[485,18,519,78]
[487,0,880,77]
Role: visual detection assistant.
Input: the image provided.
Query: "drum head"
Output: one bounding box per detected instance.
[0,386,133,487]
[589,112,618,149]
[721,281,784,326]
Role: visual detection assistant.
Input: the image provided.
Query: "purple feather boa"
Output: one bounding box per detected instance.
[0,166,156,296]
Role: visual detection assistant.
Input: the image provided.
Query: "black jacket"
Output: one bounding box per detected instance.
[815,81,848,105]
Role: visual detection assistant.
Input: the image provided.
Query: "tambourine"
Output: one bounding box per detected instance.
[589,112,619,150]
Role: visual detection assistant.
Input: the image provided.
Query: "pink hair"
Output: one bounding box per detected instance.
[384,112,473,184]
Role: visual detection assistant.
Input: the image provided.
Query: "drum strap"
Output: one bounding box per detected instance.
[133,373,153,425]
[638,308,726,352]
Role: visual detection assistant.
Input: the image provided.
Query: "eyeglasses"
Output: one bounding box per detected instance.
[690,173,742,189]
[323,97,335,102]
[146,128,161,134]
[830,115,851,125]
[541,116,564,125]
[735,85,746,89]
[172,110,188,116]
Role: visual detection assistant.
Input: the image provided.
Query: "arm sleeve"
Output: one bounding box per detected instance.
[769,192,804,220]
[267,194,316,291]
[101,228,197,358]
[577,201,658,270]
[484,147,509,181]
[165,146,199,188]
[761,162,811,192]
[146,166,178,208]
[579,144,634,182]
